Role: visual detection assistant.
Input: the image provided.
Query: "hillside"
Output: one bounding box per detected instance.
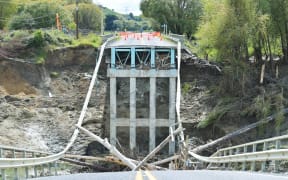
[101,6,152,32]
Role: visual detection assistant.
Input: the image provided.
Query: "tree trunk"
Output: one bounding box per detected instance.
[254,40,262,64]
[244,41,249,61]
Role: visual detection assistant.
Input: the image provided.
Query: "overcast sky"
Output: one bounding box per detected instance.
[93,0,142,15]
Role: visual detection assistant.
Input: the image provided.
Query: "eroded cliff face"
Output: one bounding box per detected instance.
[0,46,107,154]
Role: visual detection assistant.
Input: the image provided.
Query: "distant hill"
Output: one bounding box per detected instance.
[100,6,152,32]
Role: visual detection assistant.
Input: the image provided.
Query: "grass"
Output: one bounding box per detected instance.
[0,29,102,65]
[50,71,59,78]
[197,105,229,128]
[71,33,102,48]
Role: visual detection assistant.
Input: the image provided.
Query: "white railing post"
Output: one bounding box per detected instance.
[250,144,256,171]
[274,140,281,172]
[242,146,247,171]
[236,147,240,170]
[23,151,29,179]
[12,150,19,180]
[228,149,233,169]
[222,150,227,169]
[0,148,6,180]
[32,152,37,178]
[261,142,267,172]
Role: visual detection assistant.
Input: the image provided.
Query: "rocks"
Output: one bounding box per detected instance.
[86,141,109,156]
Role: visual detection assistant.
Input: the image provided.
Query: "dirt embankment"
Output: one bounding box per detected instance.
[0,46,108,154]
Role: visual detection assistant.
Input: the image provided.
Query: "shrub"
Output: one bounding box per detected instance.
[8,12,35,30]
[28,30,44,47]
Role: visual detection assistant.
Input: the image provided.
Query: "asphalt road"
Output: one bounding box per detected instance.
[32,170,288,180]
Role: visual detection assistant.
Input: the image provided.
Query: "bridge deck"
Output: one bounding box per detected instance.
[32,170,288,180]
[107,32,177,48]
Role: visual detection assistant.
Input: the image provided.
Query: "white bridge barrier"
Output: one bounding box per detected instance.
[189,133,288,171]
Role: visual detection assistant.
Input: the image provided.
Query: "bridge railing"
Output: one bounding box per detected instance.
[189,134,288,172]
[168,33,185,44]
[0,145,63,179]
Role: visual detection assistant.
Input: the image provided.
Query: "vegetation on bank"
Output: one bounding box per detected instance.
[0,29,101,64]
[141,0,288,133]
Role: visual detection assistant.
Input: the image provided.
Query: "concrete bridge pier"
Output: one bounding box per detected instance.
[107,43,178,155]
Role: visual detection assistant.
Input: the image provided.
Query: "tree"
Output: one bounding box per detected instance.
[105,14,118,31]
[9,1,73,30]
[76,3,102,31]
[8,12,35,30]
[140,0,202,37]
[268,0,288,61]
[197,0,260,61]
[65,0,92,5]
[0,0,16,29]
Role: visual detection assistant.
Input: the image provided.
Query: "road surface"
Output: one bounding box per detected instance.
[32,170,288,180]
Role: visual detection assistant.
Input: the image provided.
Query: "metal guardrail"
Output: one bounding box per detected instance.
[189,133,288,172]
[168,33,185,44]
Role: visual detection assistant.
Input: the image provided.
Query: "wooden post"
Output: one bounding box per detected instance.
[276,65,279,79]
[260,64,265,84]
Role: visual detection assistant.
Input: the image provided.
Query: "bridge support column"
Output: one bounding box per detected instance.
[110,77,117,146]
[149,77,156,152]
[169,77,176,154]
[130,77,136,152]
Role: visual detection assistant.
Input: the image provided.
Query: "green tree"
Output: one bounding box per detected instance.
[268,0,288,61]
[197,0,261,61]
[9,1,73,29]
[140,0,202,37]
[105,14,118,31]
[65,0,92,5]
[8,12,35,30]
[76,3,102,31]
[0,0,16,29]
